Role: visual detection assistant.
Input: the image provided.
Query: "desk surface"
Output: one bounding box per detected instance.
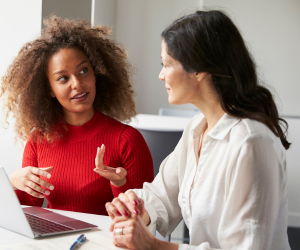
[128,114,191,132]
[0,207,113,246]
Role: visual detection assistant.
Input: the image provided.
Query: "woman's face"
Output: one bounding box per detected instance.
[159,40,200,105]
[47,48,96,119]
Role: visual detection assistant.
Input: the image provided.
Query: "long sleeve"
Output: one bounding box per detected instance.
[132,137,183,237]
[111,126,154,196]
[15,138,44,207]
[132,115,289,250]
[179,135,289,250]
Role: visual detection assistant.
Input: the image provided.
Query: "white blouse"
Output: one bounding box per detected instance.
[132,113,290,250]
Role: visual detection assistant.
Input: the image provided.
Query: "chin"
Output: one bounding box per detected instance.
[168,97,179,105]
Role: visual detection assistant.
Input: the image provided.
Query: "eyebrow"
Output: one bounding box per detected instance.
[52,60,88,75]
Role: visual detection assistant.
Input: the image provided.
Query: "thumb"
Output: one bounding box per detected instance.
[95,144,105,170]
[115,167,127,179]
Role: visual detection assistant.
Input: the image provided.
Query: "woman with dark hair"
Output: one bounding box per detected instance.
[0,16,154,216]
[105,10,291,249]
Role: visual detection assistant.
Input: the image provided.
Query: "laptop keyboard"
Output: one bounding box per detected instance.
[25,213,74,235]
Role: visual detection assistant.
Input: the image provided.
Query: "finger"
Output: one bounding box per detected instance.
[135,199,145,215]
[113,218,137,235]
[95,144,105,170]
[31,166,53,179]
[125,191,141,208]
[28,174,54,192]
[113,224,135,239]
[24,182,45,198]
[115,167,127,179]
[105,202,122,220]
[93,168,120,180]
[111,197,131,217]
[109,211,132,231]
[118,193,136,214]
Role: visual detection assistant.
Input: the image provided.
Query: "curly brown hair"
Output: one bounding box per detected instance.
[0,16,136,142]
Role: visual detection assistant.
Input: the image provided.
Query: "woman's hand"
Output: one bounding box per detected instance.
[9,166,54,198]
[94,144,127,187]
[111,215,158,250]
[106,191,150,225]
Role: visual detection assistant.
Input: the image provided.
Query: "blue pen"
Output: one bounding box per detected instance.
[70,234,86,250]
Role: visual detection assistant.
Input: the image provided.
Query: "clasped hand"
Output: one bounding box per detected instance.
[106,191,157,250]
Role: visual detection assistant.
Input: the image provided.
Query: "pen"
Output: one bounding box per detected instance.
[70,234,86,250]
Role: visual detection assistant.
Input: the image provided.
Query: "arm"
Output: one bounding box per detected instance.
[112,134,287,250]
[12,138,52,207]
[110,126,154,196]
[214,135,287,250]
[108,139,184,237]
[174,135,287,250]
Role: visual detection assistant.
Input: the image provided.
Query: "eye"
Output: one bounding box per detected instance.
[79,67,88,74]
[57,76,68,82]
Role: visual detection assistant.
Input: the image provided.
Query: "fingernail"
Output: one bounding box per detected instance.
[123,211,129,217]
[116,169,121,174]
[49,186,54,190]
[132,200,137,206]
[117,211,122,216]
[138,197,141,202]
[101,144,104,149]
[132,209,138,215]
[97,147,100,153]
[47,174,51,178]
[45,191,50,195]
[39,195,44,198]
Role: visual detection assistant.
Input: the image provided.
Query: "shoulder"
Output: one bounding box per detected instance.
[232,118,279,143]
[230,118,285,159]
[97,112,144,142]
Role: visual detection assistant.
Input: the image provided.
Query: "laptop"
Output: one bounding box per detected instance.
[0,166,98,238]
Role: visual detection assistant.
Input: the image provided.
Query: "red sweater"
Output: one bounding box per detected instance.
[16,112,154,215]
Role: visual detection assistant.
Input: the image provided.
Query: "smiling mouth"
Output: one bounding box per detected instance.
[72,92,88,99]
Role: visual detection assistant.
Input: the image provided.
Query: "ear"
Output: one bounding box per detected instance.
[195,72,207,82]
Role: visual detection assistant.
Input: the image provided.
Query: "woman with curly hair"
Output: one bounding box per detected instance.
[0,16,154,216]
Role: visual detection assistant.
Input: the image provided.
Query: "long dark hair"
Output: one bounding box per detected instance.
[161,10,290,150]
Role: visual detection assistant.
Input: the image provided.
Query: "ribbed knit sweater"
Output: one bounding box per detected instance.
[16,112,154,215]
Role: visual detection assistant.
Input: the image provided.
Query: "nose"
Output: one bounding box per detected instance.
[159,68,165,81]
[71,75,82,89]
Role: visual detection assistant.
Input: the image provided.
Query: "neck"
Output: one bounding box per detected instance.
[63,107,95,126]
[192,76,225,132]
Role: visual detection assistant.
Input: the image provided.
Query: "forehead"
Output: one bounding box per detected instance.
[48,48,88,71]
[161,40,169,59]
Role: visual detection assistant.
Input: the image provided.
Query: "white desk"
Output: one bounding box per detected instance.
[128,114,191,132]
[0,207,113,247]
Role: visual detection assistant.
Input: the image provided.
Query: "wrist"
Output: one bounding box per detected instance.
[153,239,179,250]
[9,176,17,190]
[110,178,127,187]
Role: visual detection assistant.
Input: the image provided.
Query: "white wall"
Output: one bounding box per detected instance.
[0,0,42,176]
[114,0,201,114]
[42,0,91,23]
[204,0,300,117]
[93,0,116,37]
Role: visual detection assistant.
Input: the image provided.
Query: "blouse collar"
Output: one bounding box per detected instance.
[191,113,241,140]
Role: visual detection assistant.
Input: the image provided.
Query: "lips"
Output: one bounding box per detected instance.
[72,92,88,99]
